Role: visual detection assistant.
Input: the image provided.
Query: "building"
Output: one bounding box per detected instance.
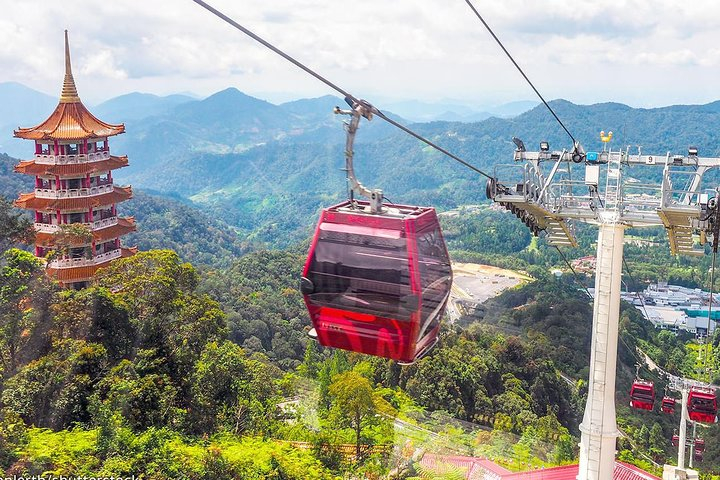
[13,31,136,288]
[619,282,719,335]
[419,454,661,480]
[571,255,597,274]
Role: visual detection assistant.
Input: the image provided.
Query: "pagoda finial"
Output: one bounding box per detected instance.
[60,30,80,104]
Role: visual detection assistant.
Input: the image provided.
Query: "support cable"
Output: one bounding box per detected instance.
[191,0,493,180]
[704,248,717,382]
[621,258,652,327]
[554,245,592,299]
[462,0,577,147]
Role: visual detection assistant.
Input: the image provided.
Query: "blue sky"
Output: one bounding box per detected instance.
[3,0,720,109]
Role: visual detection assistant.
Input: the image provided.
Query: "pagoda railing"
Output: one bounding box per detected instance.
[35,184,114,199]
[35,216,119,234]
[47,248,121,269]
[89,217,119,229]
[34,150,110,165]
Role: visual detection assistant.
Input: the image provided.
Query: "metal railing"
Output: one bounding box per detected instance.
[34,216,119,233]
[661,169,705,208]
[47,248,121,269]
[35,184,114,199]
[34,150,110,165]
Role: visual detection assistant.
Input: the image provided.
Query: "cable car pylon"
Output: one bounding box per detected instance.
[489,134,720,480]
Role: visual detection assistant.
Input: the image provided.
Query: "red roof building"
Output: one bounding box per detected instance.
[13,31,136,288]
[419,454,661,480]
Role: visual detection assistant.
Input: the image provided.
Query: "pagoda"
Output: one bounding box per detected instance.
[13,31,136,288]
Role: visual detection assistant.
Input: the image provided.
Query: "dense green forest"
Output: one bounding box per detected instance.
[1,189,720,478]
[4,93,720,475]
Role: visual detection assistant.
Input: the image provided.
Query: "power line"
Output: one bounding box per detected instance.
[462,0,577,148]
[372,110,491,178]
[190,0,493,180]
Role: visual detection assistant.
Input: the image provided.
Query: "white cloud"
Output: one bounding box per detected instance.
[1,0,719,107]
[79,50,128,79]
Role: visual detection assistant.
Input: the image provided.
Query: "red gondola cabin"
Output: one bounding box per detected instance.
[671,434,679,447]
[695,438,705,452]
[694,449,703,462]
[630,380,655,410]
[687,386,717,423]
[302,200,452,364]
[661,396,676,414]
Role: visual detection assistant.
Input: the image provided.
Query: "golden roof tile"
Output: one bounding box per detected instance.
[13,31,124,141]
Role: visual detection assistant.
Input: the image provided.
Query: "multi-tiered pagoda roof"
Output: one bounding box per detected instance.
[13,31,136,288]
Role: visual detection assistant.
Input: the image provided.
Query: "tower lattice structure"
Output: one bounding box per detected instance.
[488,138,720,480]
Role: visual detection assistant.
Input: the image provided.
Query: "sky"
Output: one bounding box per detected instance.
[3,0,720,109]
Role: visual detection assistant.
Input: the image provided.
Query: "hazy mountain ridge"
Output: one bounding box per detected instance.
[0,83,58,157]
[5,83,720,248]
[144,98,720,246]
[92,92,196,122]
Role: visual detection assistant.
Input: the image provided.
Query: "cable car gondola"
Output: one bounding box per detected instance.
[694,449,703,462]
[661,396,676,414]
[671,434,679,447]
[687,386,718,423]
[302,200,452,364]
[630,380,655,410]
[301,101,452,364]
[694,438,704,462]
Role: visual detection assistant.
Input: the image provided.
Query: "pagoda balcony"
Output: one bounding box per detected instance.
[47,248,122,269]
[34,216,119,233]
[34,150,110,166]
[35,184,114,199]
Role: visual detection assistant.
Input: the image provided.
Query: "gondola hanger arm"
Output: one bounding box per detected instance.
[334,99,384,213]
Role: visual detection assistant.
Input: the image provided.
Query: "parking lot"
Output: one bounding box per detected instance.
[447,263,531,320]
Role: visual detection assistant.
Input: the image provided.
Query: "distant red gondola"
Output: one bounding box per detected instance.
[630,380,655,410]
[687,386,717,423]
[671,434,679,447]
[694,438,705,452]
[694,449,703,462]
[661,396,675,414]
[302,200,452,364]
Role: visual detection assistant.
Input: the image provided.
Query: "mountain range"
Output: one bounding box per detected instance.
[4,81,720,248]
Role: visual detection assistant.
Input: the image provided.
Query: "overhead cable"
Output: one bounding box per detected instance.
[462,0,577,147]
[554,245,592,299]
[621,258,652,326]
[191,0,493,180]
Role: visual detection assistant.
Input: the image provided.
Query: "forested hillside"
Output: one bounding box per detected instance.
[110,97,720,249]
[2,187,720,475]
[3,89,720,476]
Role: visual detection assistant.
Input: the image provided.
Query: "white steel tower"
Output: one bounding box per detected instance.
[488,136,720,480]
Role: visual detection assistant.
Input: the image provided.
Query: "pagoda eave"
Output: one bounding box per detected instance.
[46,246,137,283]
[15,186,132,211]
[14,155,129,176]
[35,217,137,247]
[13,102,125,141]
